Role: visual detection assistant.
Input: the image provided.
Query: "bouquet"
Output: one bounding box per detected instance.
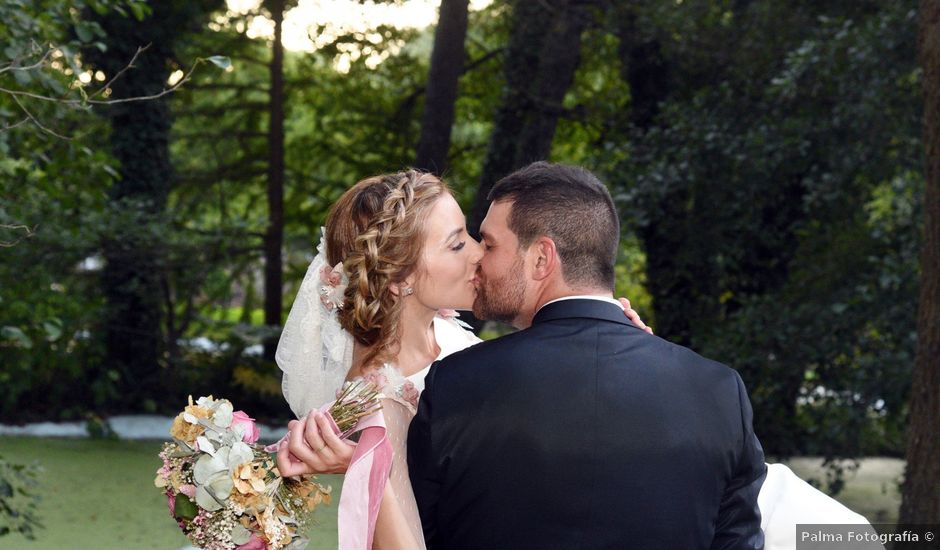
[155,382,381,550]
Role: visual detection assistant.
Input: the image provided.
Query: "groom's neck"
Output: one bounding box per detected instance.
[516,281,614,329]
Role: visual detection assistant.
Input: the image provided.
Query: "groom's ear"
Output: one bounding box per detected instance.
[530,237,558,281]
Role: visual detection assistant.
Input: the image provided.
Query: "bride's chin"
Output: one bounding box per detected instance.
[446,289,476,311]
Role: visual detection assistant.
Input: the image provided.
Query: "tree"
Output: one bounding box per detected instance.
[900,0,940,526]
[84,0,222,407]
[262,0,289,361]
[414,0,470,175]
[608,0,920,465]
[469,0,592,237]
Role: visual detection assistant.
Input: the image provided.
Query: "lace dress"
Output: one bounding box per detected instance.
[367,315,480,550]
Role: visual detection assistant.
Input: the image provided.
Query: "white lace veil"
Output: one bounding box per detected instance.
[276,228,354,419]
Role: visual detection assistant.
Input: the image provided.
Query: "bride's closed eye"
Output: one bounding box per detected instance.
[450,241,466,252]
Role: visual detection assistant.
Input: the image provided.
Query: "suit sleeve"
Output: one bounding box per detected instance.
[711,371,767,550]
[407,360,442,549]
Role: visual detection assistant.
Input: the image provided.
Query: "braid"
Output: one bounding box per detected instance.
[334,170,446,368]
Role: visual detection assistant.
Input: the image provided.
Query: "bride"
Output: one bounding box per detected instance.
[274,169,870,550]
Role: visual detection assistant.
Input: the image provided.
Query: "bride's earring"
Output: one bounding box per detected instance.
[403,287,414,296]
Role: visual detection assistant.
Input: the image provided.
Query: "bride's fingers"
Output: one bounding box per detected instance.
[303,411,328,454]
[618,297,653,334]
[315,412,355,472]
[276,440,313,477]
[288,418,326,471]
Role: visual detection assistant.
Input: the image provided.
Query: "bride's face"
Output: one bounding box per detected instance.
[410,193,483,311]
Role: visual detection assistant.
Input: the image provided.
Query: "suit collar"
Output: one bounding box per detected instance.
[531,298,638,328]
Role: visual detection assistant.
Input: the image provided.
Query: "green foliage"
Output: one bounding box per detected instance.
[606,1,920,471]
[0,0,925,484]
[0,455,42,539]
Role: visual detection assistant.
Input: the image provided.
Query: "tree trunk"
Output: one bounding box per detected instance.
[469,0,589,238]
[414,0,470,175]
[87,11,176,407]
[612,5,702,345]
[513,5,589,166]
[899,0,940,526]
[263,0,285,361]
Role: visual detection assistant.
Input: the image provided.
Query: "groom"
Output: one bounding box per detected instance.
[407,162,766,549]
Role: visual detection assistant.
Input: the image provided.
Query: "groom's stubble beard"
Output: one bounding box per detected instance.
[472,254,527,323]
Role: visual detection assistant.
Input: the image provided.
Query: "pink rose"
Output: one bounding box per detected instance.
[179,484,196,498]
[320,263,343,286]
[231,410,260,444]
[399,381,419,407]
[236,533,268,550]
[166,491,176,516]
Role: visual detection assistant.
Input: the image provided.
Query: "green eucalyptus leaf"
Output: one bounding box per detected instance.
[231,524,251,545]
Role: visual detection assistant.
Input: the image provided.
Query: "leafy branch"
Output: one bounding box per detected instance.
[0,225,36,248]
[0,44,231,138]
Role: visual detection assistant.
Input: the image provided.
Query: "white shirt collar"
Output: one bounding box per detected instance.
[537,295,622,314]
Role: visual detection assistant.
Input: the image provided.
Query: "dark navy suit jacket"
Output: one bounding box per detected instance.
[407,298,766,549]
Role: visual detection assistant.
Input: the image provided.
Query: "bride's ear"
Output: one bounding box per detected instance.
[389,278,416,297]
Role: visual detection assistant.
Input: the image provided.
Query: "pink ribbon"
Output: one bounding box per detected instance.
[268,404,392,550]
[335,409,393,550]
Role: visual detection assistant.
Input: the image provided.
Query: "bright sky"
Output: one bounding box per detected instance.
[226,0,492,52]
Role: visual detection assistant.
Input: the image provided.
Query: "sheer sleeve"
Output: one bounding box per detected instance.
[372,396,426,550]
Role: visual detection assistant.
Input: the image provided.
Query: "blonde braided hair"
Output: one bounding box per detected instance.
[325,170,448,369]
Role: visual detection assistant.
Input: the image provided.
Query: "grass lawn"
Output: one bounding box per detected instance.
[0,437,341,550]
[782,456,904,524]
[0,436,904,549]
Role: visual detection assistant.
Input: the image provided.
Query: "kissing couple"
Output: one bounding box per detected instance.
[274,162,871,549]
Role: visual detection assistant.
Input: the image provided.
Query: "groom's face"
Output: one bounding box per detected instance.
[473,201,528,325]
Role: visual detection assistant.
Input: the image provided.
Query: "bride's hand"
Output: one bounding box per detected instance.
[618,297,653,334]
[276,411,356,477]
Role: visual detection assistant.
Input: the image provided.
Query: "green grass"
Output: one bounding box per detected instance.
[0,437,341,550]
[782,457,904,524]
[0,436,904,549]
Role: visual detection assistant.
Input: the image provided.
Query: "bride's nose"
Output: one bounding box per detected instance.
[467,237,483,264]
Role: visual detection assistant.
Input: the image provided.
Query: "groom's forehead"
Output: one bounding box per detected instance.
[485,200,513,223]
[481,201,513,236]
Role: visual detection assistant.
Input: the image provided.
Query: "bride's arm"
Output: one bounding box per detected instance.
[276,409,424,550]
[373,482,421,550]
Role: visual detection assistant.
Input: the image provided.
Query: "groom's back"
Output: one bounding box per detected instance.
[408,299,765,550]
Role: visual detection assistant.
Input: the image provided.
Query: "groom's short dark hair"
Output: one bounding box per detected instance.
[488,162,619,290]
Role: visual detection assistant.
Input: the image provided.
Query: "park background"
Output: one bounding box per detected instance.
[1,0,938,547]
